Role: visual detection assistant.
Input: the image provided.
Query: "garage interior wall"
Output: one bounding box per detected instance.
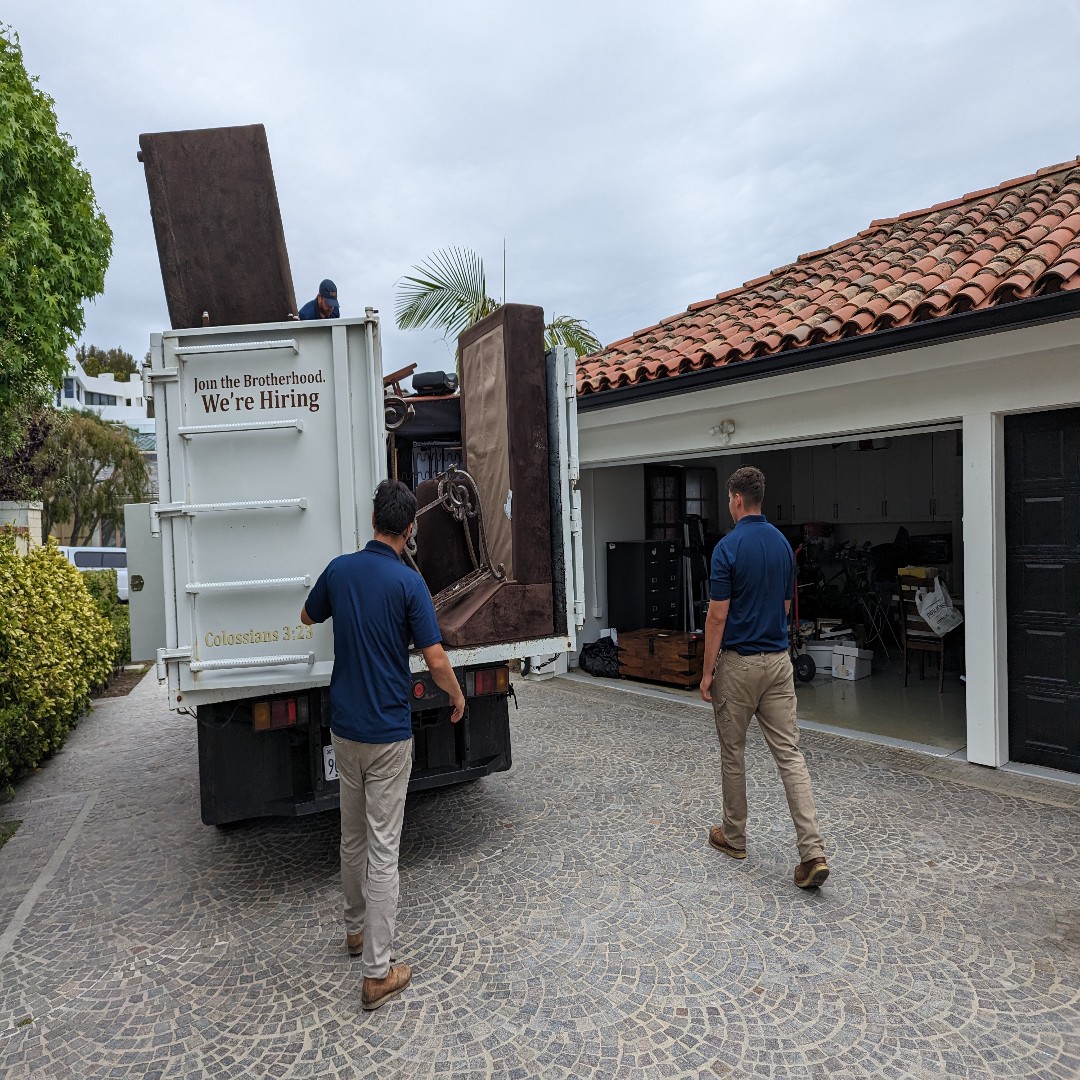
[579,465,645,646]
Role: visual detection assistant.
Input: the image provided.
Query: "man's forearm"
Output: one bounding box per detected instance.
[703,616,727,680]
[427,653,464,703]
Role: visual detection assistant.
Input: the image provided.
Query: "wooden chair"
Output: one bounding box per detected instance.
[897,574,945,692]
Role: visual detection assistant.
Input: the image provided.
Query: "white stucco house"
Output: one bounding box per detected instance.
[575,156,1080,778]
[56,355,154,436]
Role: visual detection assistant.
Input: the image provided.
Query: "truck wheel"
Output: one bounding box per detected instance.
[793,654,816,683]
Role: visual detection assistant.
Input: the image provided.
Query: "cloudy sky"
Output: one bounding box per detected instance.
[7,1,1080,378]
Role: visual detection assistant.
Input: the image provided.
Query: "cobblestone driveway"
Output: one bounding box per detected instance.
[2,673,1079,1079]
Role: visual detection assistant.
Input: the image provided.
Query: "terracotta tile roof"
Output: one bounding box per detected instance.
[578,156,1080,396]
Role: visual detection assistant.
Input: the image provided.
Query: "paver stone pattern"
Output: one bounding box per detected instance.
[1,673,1079,1078]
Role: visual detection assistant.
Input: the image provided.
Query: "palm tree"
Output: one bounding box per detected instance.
[394,246,602,356]
[542,314,603,357]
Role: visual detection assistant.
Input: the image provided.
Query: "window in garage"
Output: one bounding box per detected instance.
[645,465,681,540]
[645,465,718,540]
[684,468,718,530]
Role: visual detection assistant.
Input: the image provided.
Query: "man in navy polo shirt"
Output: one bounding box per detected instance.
[302,480,465,1010]
[298,278,340,320]
[699,465,829,890]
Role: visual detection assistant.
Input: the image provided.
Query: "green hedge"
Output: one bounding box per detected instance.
[0,535,115,794]
[82,569,131,669]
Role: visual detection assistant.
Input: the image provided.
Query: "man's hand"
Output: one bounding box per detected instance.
[700,672,713,703]
[447,692,465,724]
[421,642,466,723]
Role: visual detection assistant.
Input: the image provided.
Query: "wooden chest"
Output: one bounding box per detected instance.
[617,629,706,690]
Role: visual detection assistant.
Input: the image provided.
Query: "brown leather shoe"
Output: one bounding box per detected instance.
[346,931,364,957]
[794,857,830,889]
[708,826,747,860]
[362,963,412,1011]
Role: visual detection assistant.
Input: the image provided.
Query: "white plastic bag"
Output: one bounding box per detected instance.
[915,578,964,637]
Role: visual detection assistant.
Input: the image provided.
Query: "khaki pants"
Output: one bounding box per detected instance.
[332,733,413,979]
[712,649,825,863]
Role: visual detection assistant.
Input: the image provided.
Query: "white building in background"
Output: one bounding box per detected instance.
[56,355,154,436]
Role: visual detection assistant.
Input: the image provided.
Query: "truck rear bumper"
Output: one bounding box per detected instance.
[197,689,512,825]
[263,791,342,818]
[408,756,507,792]
[258,755,508,819]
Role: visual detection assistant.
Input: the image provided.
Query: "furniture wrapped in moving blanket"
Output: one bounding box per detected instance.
[411,304,557,648]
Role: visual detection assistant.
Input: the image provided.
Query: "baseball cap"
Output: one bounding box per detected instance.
[319,278,338,301]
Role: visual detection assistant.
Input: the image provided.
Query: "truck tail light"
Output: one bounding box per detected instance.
[252,697,300,731]
[253,701,271,731]
[272,700,297,729]
[466,666,509,696]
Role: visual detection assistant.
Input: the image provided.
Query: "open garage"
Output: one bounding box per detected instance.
[575,159,1080,777]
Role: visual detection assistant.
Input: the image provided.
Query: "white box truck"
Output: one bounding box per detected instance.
[142,309,583,824]
[133,124,582,824]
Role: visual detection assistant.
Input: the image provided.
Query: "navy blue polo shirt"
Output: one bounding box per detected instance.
[298,297,340,320]
[709,514,794,655]
[304,540,441,743]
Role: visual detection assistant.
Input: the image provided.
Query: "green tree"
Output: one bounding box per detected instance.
[74,344,136,380]
[36,411,148,545]
[395,246,602,357]
[0,27,112,460]
[0,406,65,500]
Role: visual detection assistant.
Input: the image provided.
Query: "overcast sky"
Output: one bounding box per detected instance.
[7,1,1080,379]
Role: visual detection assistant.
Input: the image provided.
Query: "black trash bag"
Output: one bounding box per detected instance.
[579,636,620,678]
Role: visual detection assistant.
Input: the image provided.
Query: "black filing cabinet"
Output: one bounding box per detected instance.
[606,540,681,631]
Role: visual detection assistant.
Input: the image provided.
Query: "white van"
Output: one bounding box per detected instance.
[58,546,129,602]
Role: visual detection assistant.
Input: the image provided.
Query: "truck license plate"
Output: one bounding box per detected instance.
[322,744,338,782]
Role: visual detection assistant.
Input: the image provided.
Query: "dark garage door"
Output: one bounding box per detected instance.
[1005,408,1080,772]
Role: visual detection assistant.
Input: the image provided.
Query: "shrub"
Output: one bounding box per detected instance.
[0,534,114,792]
[0,704,29,796]
[80,566,117,609]
[82,568,130,670]
[111,606,131,669]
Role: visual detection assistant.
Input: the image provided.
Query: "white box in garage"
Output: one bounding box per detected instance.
[832,643,873,681]
[803,642,835,676]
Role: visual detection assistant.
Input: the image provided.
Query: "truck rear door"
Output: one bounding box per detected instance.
[149,316,385,707]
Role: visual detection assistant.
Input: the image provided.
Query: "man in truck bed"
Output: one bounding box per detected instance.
[297,278,340,320]
[301,480,465,1011]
